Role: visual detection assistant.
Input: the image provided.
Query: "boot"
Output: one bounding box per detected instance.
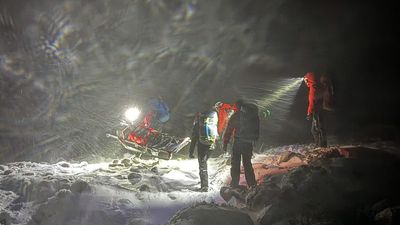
[198,186,208,192]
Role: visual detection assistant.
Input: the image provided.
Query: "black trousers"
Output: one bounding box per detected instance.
[230,140,256,187]
[311,111,327,147]
[197,143,211,188]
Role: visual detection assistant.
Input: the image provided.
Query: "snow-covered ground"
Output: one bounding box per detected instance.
[2,142,399,225]
[0,153,235,225]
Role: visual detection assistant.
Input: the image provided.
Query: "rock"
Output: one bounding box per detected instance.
[126,218,152,225]
[130,167,140,172]
[168,193,177,200]
[0,211,13,225]
[9,202,23,211]
[112,159,119,164]
[3,170,12,175]
[375,206,400,225]
[371,199,391,215]
[115,174,126,179]
[58,162,70,168]
[0,165,7,171]
[71,180,92,194]
[278,151,304,164]
[99,168,116,173]
[220,186,247,206]
[246,184,281,210]
[59,183,71,190]
[139,184,150,192]
[258,204,292,225]
[170,204,254,225]
[375,208,393,225]
[109,163,123,167]
[121,158,132,167]
[305,148,341,163]
[23,172,35,176]
[128,173,142,185]
[34,181,56,202]
[117,198,134,208]
[278,155,306,168]
[55,189,73,199]
[150,167,158,174]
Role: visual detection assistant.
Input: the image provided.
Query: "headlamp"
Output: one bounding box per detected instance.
[125,107,141,122]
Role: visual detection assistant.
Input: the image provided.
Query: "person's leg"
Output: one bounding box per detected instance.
[319,111,327,147]
[198,144,210,189]
[241,142,256,187]
[230,141,241,187]
[311,113,321,147]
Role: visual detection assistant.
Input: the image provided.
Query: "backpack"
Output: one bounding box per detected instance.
[198,110,219,146]
[149,99,170,123]
[156,101,170,123]
[320,75,335,112]
[238,103,260,142]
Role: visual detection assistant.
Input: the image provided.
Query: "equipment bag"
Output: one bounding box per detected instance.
[238,103,260,142]
[321,85,335,112]
[320,75,335,112]
[198,110,219,146]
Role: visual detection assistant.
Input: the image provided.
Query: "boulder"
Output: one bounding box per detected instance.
[170,204,254,225]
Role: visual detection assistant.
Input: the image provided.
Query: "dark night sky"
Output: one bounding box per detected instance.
[1,0,399,162]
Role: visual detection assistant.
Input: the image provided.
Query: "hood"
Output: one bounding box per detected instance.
[304,72,316,87]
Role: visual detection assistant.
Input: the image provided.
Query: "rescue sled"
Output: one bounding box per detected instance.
[106,107,190,160]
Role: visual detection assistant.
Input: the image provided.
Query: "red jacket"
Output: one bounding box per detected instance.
[217,103,235,135]
[304,72,323,116]
[223,111,239,145]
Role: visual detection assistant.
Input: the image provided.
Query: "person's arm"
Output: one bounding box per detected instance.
[164,102,170,112]
[307,85,316,119]
[223,112,237,149]
[188,118,198,158]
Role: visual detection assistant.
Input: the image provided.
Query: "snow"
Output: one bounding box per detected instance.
[3,143,398,225]
[0,143,311,225]
[0,155,231,225]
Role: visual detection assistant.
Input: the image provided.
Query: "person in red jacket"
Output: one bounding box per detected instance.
[213,102,237,154]
[304,72,327,147]
[214,102,238,136]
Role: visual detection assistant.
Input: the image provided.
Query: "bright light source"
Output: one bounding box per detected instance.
[256,78,304,108]
[125,107,141,122]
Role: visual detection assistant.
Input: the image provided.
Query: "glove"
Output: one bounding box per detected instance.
[189,153,195,159]
[306,114,311,121]
[262,109,271,118]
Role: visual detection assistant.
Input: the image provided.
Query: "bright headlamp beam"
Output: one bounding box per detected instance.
[257,78,303,107]
[125,107,141,122]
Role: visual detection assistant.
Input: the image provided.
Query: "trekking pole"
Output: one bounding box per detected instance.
[258,143,264,153]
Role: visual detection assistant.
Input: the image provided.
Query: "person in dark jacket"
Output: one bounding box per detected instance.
[304,72,329,148]
[188,109,218,192]
[223,99,257,188]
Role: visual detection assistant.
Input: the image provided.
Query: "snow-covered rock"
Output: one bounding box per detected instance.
[170,203,255,225]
